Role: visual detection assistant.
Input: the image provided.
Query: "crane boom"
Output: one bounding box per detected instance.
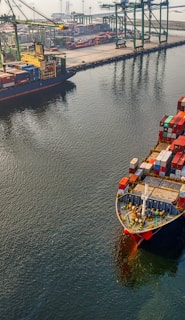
[15,0,63,25]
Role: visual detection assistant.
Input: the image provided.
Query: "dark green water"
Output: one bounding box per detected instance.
[1,46,185,320]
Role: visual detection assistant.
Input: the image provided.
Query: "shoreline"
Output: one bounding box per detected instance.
[59,35,185,72]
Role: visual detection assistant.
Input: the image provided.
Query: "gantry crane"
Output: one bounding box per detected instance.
[101,0,169,50]
[0,0,69,64]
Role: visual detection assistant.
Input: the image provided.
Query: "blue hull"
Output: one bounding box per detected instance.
[0,71,75,102]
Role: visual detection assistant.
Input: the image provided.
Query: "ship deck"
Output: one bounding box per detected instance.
[116,176,184,234]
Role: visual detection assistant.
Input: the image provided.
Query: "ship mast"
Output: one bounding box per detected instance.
[141,183,149,217]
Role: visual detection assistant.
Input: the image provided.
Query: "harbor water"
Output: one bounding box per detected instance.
[1,45,185,320]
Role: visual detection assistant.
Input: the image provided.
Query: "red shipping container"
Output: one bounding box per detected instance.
[160,115,169,126]
[176,119,185,134]
[177,197,185,209]
[176,111,185,118]
[169,116,178,128]
[171,136,185,153]
[160,166,166,172]
[171,152,183,169]
[175,139,185,148]
[158,132,163,141]
[166,137,172,143]
[119,177,129,189]
[153,170,160,175]
[129,168,136,174]
[177,157,185,170]
[169,141,175,152]
[177,97,185,111]
[0,73,14,83]
[172,117,181,133]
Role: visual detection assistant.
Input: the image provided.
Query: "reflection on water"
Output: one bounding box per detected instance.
[114,217,185,288]
[0,81,76,116]
[112,49,167,102]
[114,234,179,288]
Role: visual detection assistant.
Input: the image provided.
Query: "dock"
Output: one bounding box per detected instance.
[62,35,185,72]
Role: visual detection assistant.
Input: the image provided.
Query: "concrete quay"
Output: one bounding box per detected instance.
[62,35,185,72]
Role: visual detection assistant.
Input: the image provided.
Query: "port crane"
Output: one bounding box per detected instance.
[0,0,69,63]
[101,0,169,50]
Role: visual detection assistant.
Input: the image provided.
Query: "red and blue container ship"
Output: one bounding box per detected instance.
[0,42,76,102]
[116,96,185,247]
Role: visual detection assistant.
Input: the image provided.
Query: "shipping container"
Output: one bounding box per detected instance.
[160,115,169,126]
[119,177,129,189]
[177,96,185,111]
[164,115,173,128]
[129,174,139,183]
[0,72,14,83]
[171,152,183,169]
[129,157,139,169]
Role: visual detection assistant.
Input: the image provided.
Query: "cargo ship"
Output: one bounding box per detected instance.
[116,96,185,246]
[0,42,76,102]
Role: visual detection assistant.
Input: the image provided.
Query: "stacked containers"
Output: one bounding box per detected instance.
[129,158,138,174]
[147,151,159,164]
[19,64,40,81]
[160,150,173,177]
[158,112,185,143]
[139,162,153,175]
[153,150,165,175]
[170,152,185,180]
[177,96,185,111]
[153,150,172,176]
[158,115,171,142]
[163,115,173,142]
[22,66,40,81]
[169,135,185,154]
[6,69,30,85]
[0,73,15,88]
[118,177,129,194]
[134,168,143,180]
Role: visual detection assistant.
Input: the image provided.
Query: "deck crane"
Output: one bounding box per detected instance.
[0,0,69,63]
[101,0,169,50]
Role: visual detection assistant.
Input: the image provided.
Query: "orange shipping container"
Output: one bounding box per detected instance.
[118,177,129,189]
[0,73,14,84]
[129,174,138,183]
[171,152,183,169]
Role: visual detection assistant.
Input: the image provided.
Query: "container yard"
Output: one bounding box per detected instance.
[62,34,185,71]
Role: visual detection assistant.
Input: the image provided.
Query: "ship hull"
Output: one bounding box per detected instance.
[140,215,185,257]
[120,210,185,249]
[0,71,75,102]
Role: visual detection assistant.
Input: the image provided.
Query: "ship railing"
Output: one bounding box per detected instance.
[118,193,180,216]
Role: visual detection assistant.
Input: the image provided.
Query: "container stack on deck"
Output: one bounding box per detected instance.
[6,68,30,84]
[158,112,185,143]
[118,96,185,210]
[0,62,42,88]
[0,73,15,88]
[18,64,40,81]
